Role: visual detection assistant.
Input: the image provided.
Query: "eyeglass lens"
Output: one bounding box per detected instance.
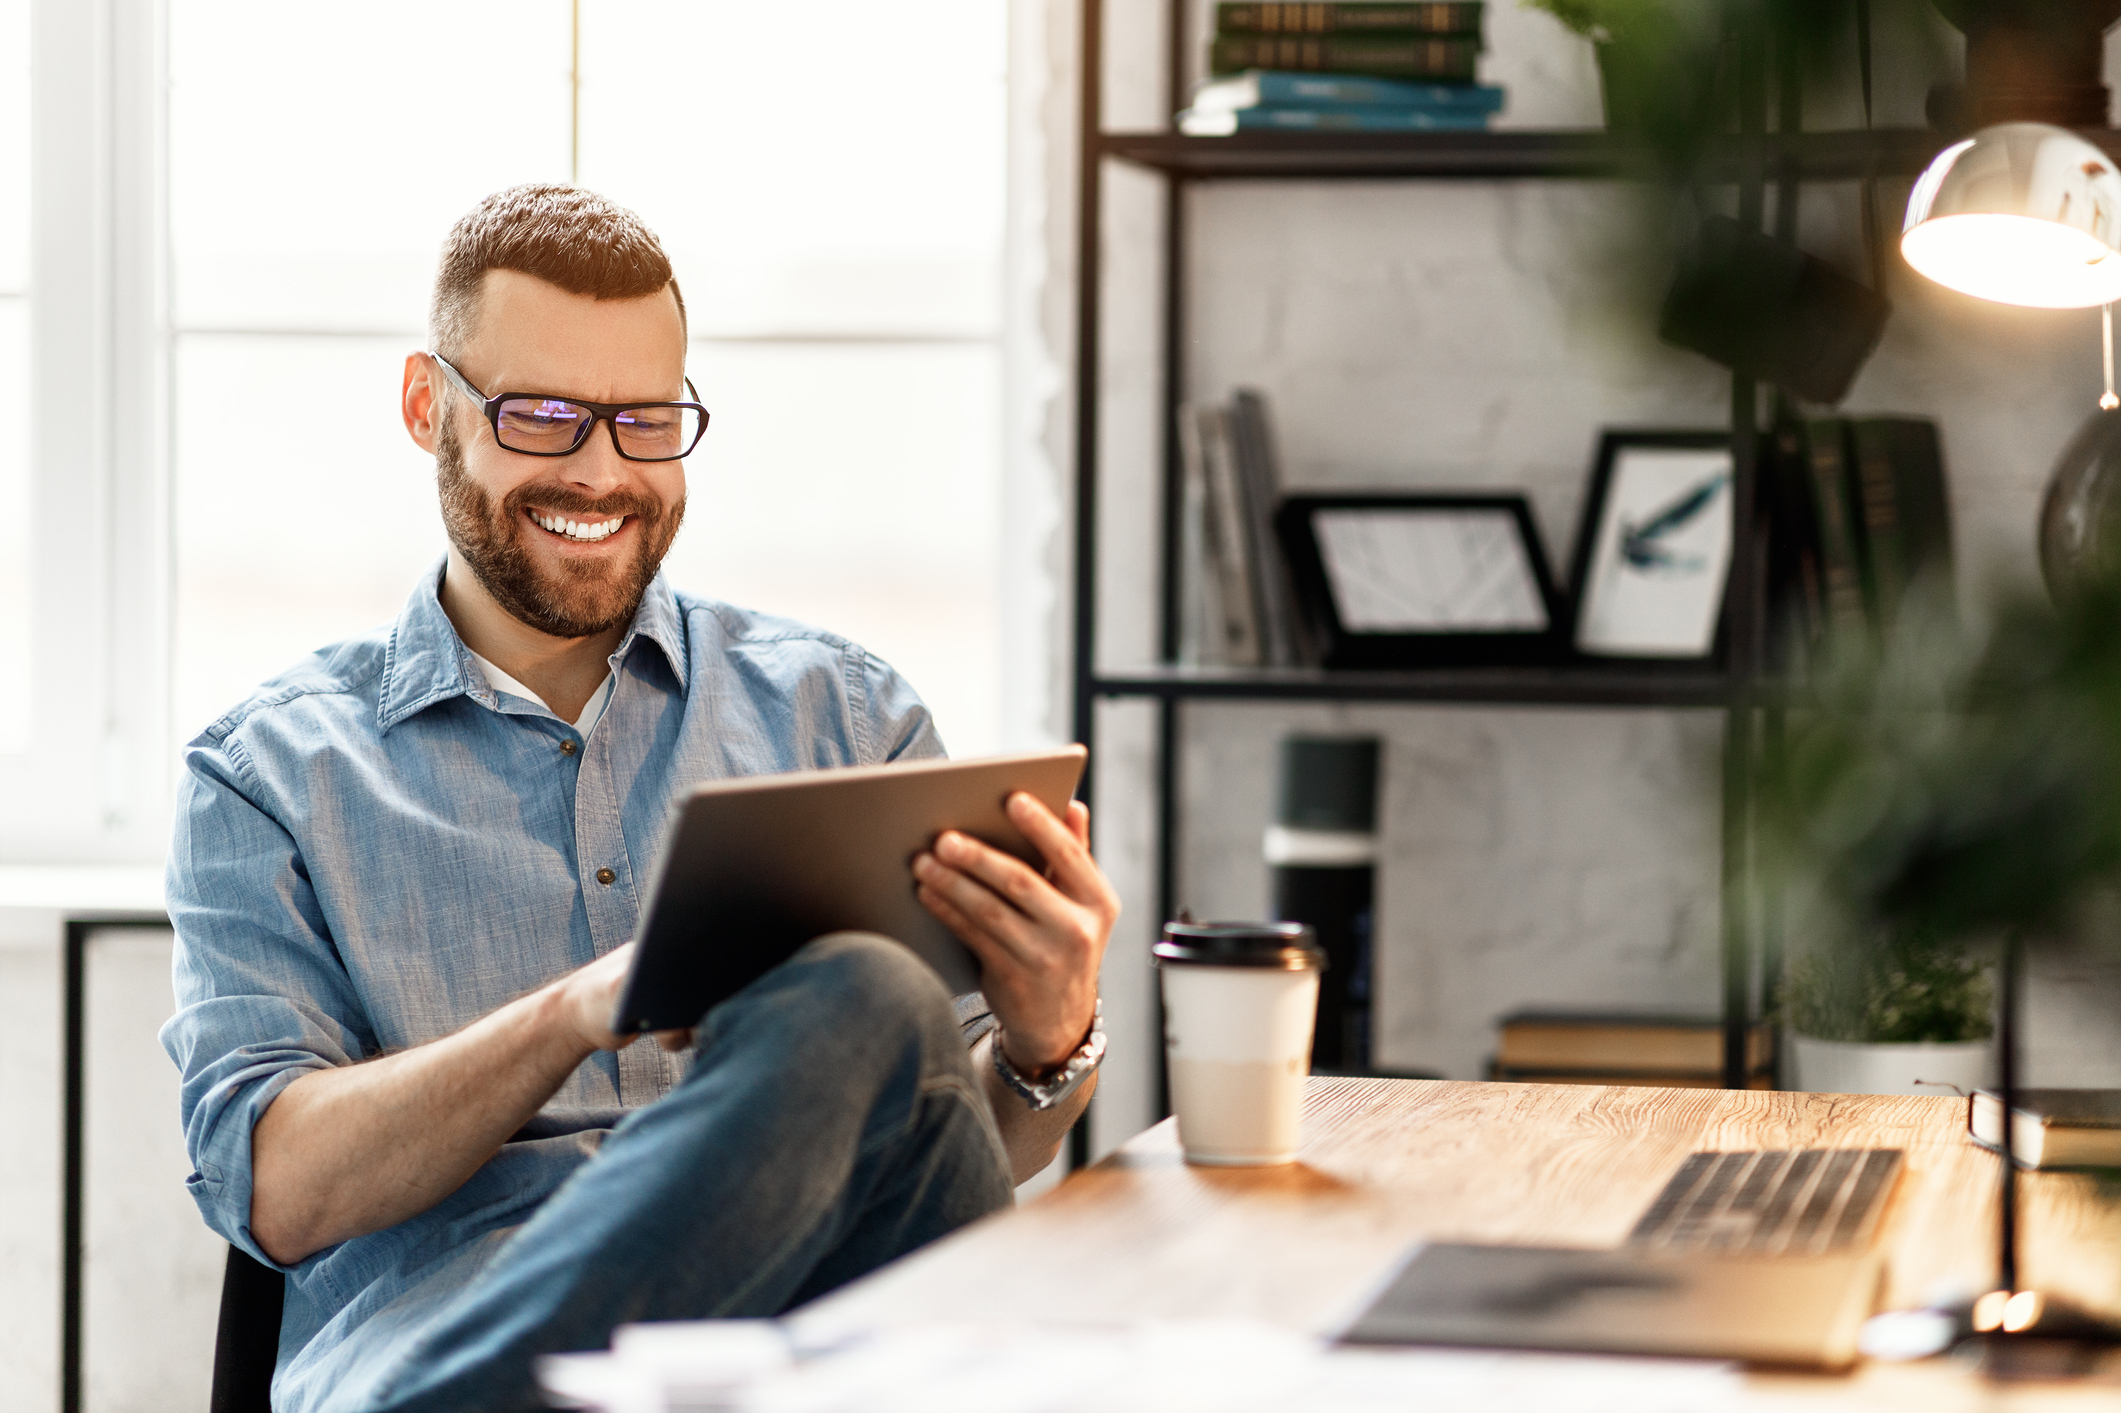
[495,398,704,460]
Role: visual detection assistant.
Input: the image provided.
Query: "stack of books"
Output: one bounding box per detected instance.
[1181,2,1503,135]
[1763,417,1952,674]
[1490,1010,1776,1089]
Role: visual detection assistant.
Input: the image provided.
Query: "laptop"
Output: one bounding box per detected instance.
[1339,1147,1903,1369]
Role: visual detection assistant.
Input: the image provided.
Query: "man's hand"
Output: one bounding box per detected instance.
[912,794,1119,1075]
[555,943,694,1053]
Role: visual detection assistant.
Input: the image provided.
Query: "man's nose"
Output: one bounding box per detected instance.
[560,420,633,493]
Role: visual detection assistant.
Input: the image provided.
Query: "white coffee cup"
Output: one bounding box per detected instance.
[1155,921,1325,1166]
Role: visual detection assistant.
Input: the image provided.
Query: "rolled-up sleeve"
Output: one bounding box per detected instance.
[159,728,374,1270]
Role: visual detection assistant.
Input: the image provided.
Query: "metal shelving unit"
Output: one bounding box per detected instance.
[1064,1,2021,1147]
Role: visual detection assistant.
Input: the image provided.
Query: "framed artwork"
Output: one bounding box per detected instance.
[1565,431,1735,662]
[1274,493,1564,669]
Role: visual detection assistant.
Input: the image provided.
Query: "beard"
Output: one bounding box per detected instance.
[435,413,686,639]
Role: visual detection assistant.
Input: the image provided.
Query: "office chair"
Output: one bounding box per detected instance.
[209,1245,283,1413]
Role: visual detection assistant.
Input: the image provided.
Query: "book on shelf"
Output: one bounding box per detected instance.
[1496,1010,1775,1075]
[1764,416,1952,674]
[1762,421,1825,674]
[1799,418,1869,642]
[1183,401,1265,666]
[1228,389,1311,666]
[1848,417,1952,631]
[1179,105,1491,134]
[1217,2,1484,36]
[1209,34,1481,81]
[1175,391,1315,669]
[1970,1089,2121,1169]
[1190,70,1505,114]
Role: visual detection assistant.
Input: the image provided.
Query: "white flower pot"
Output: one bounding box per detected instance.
[1787,1033,1993,1097]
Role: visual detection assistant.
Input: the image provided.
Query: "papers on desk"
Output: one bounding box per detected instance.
[538,1317,1745,1413]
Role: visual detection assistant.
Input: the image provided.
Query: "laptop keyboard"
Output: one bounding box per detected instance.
[1627,1148,1904,1255]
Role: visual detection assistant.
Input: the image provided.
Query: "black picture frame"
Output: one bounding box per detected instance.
[1563,430,1735,667]
[1274,492,1565,670]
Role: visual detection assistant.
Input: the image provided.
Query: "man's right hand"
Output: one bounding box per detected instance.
[249,943,683,1265]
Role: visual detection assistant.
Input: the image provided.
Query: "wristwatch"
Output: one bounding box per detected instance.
[990,999,1106,1111]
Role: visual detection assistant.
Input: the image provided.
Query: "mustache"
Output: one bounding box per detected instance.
[500,483,665,523]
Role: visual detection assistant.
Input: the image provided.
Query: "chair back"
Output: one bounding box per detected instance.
[208,1245,284,1413]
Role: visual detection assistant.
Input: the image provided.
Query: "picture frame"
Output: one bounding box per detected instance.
[1274,492,1565,669]
[1564,430,1735,664]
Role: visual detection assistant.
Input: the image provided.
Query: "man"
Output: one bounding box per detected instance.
[162,185,1118,1413]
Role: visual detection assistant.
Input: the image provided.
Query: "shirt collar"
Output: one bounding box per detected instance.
[377,557,689,734]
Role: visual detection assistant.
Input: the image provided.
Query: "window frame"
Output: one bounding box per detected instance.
[7,0,172,863]
[11,0,1057,864]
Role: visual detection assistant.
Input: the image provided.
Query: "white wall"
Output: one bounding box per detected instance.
[1065,1,2121,1146]
[0,909,219,1413]
[0,925,62,1413]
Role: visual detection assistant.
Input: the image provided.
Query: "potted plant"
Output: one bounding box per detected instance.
[1780,923,1994,1095]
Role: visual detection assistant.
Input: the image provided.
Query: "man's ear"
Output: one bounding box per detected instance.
[403,352,442,454]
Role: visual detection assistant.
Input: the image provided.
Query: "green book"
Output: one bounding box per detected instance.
[1209,34,1480,80]
[1802,418,1868,639]
[1216,2,1484,36]
[1848,418,1951,630]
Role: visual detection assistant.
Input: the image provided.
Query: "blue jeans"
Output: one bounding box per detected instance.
[362,933,1014,1412]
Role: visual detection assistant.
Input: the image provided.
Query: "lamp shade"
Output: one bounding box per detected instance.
[1901,124,2121,309]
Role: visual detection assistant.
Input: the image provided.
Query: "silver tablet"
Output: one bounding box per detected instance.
[611,746,1088,1034]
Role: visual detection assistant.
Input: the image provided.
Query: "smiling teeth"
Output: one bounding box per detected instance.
[535,513,624,542]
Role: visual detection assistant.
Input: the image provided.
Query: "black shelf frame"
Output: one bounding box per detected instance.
[1099,125,1931,181]
[1065,1,1899,1147]
[1090,664,1737,709]
[1099,124,2121,183]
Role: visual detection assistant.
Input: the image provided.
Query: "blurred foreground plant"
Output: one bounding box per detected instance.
[1765,575,2121,1025]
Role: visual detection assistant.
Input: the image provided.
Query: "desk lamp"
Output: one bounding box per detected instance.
[1898,123,2121,1374]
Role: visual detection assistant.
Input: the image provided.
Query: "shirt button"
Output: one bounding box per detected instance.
[559,739,577,756]
[596,867,616,886]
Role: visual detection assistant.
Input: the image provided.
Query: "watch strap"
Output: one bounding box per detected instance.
[990,999,1105,1112]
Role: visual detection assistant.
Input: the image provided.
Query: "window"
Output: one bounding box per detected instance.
[168,0,1007,756]
[0,0,28,743]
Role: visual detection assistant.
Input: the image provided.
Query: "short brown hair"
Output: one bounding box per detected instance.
[429,184,686,359]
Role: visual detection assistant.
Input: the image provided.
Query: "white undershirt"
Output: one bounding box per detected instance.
[468,649,615,735]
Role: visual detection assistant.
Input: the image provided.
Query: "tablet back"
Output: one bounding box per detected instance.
[612,747,1087,1033]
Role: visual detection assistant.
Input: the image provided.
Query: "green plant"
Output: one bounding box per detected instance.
[1518,0,1680,42]
[1780,925,1994,1044]
[1763,573,2121,1019]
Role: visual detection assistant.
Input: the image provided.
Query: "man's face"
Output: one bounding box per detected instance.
[430,269,690,640]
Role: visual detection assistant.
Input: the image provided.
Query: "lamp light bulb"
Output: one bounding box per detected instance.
[1902,125,2121,313]
[1902,214,2121,310]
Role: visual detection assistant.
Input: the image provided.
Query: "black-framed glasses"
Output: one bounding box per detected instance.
[428,352,709,462]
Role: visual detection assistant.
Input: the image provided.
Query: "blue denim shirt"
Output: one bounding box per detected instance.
[159,561,942,1406]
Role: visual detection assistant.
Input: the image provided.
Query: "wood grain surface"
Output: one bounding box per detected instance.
[794,1078,2121,1403]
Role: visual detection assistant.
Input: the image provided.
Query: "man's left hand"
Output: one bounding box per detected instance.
[912,793,1118,1075]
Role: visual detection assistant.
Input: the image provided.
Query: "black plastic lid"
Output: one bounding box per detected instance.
[1154,920,1327,971]
[1277,736,1380,832]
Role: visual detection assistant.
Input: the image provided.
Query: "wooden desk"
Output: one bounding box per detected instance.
[798,1078,2121,1406]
